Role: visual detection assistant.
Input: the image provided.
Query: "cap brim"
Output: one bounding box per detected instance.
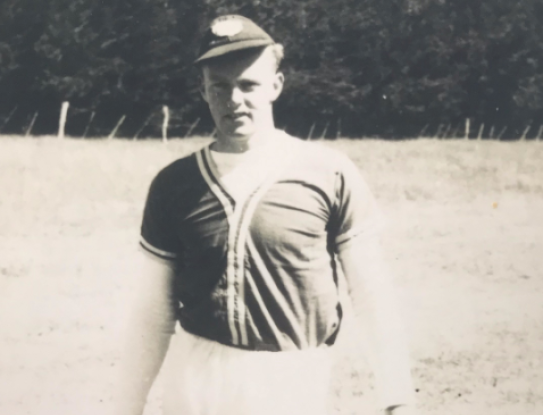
[194,39,274,64]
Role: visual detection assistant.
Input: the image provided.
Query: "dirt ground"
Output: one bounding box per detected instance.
[1,136,542,415]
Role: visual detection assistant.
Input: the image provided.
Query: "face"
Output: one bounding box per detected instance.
[200,47,284,143]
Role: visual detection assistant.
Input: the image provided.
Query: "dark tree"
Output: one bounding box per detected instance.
[0,0,542,138]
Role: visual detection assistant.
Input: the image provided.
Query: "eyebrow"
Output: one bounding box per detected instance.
[206,73,262,85]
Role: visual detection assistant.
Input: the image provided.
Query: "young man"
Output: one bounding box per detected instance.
[115,15,417,415]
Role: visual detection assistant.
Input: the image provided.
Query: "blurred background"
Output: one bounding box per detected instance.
[1,0,543,139]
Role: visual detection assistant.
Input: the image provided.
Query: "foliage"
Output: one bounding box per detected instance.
[0,0,542,138]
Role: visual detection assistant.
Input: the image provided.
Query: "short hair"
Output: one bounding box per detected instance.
[267,43,284,71]
[198,43,285,73]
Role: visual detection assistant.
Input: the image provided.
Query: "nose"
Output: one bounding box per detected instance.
[227,86,243,108]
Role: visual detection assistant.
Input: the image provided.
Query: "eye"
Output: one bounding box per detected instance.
[211,82,229,92]
[239,81,258,92]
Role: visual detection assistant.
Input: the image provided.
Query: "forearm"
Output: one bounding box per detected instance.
[114,254,177,415]
[339,238,416,411]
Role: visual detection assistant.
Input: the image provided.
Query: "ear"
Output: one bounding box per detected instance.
[199,74,209,103]
[270,71,284,102]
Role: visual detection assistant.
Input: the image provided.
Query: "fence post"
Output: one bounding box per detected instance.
[162,106,169,143]
[536,125,543,140]
[58,101,70,139]
[307,123,316,140]
[25,112,39,137]
[0,105,18,133]
[418,124,429,137]
[496,126,507,140]
[83,111,95,138]
[319,122,329,139]
[520,125,531,140]
[477,123,484,140]
[464,118,470,139]
[108,115,126,139]
[434,124,443,139]
[442,124,451,138]
[489,125,495,139]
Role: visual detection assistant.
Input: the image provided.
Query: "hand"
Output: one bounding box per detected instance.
[384,404,418,415]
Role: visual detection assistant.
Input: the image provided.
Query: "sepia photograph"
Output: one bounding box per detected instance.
[1,1,542,415]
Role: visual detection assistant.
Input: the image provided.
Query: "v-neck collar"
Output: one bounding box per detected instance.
[200,130,291,205]
[202,144,237,204]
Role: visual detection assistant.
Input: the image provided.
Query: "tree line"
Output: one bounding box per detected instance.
[1,0,542,138]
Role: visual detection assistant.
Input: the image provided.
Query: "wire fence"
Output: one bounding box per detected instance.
[2,101,543,141]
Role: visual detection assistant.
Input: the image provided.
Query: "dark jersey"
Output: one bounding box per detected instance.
[140,133,384,351]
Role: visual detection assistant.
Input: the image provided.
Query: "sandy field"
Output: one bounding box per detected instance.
[1,136,542,415]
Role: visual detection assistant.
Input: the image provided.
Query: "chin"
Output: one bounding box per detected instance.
[235,129,255,138]
[225,126,254,139]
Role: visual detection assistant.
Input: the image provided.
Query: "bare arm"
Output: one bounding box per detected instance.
[338,236,417,414]
[114,251,177,415]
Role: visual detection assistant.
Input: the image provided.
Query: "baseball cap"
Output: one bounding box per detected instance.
[195,15,275,64]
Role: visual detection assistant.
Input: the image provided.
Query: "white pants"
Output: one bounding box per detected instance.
[162,330,333,415]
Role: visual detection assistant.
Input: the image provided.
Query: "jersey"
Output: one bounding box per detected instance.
[209,143,278,201]
[140,131,384,351]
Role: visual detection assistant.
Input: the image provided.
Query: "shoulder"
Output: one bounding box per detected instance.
[149,147,204,191]
[282,133,359,174]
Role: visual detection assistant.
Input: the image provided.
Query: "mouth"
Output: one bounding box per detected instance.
[224,112,250,121]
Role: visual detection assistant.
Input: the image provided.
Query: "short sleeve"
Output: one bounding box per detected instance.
[330,155,386,253]
[140,173,179,261]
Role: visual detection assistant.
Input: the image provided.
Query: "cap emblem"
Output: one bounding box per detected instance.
[211,19,244,37]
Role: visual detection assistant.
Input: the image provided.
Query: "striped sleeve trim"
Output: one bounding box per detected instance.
[139,237,177,260]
